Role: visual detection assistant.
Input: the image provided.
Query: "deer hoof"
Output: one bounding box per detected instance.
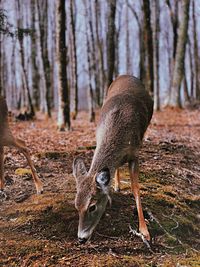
[114,185,120,192]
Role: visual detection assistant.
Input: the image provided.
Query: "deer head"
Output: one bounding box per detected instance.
[73,157,111,244]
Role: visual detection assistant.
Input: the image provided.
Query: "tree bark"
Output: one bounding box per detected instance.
[188,39,194,99]
[142,0,154,95]
[36,0,51,117]
[168,0,190,107]
[88,2,100,107]
[125,5,131,74]
[17,0,35,117]
[95,0,105,104]
[56,0,70,130]
[0,31,2,97]
[152,0,160,110]
[31,0,40,110]
[127,2,145,81]
[84,0,95,122]
[70,0,78,119]
[192,0,200,100]
[106,0,116,92]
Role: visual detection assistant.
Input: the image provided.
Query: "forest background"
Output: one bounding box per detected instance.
[0,0,200,130]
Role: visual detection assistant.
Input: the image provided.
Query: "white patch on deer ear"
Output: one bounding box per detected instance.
[73,157,87,181]
[96,168,110,194]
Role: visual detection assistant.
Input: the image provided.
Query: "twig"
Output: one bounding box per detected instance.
[58,254,82,262]
[95,231,119,239]
[147,210,183,246]
[129,225,153,252]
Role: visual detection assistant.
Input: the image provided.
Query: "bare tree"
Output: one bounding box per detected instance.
[70,0,78,119]
[127,1,145,81]
[95,0,106,104]
[36,0,51,117]
[16,0,35,117]
[168,0,190,107]
[142,0,154,95]
[106,0,117,92]
[83,0,95,122]
[31,0,40,110]
[152,0,160,110]
[125,5,131,74]
[192,0,200,100]
[56,0,70,130]
[0,29,2,97]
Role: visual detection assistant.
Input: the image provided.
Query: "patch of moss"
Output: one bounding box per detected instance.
[15,168,32,176]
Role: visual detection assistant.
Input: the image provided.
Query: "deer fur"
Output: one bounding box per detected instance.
[0,97,43,195]
[73,75,153,243]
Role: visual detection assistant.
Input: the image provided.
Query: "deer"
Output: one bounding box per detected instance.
[73,75,153,244]
[0,97,43,196]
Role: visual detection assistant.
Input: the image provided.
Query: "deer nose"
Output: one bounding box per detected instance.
[78,237,87,244]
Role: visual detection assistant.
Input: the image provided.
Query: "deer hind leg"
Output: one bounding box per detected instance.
[114,168,120,192]
[129,159,150,241]
[8,137,43,194]
[0,146,5,191]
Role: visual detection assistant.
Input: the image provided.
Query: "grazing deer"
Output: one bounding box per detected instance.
[0,97,43,195]
[73,75,153,244]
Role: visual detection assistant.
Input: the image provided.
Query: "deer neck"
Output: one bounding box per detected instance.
[88,144,120,178]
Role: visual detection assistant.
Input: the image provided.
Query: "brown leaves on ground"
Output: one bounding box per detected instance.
[0,109,200,267]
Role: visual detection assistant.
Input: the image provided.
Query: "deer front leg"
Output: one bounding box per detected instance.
[12,138,43,194]
[114,168,120,192]
[129,159,150,241]
[0,146,5,191]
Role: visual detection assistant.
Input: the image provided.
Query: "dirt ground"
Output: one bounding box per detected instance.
[0,109,200,267]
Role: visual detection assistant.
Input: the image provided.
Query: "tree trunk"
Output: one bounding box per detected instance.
[37,0,51,117]
[106,0,116,92]
[84,0,95,122]
[70,0,78,119]
[125,5,131,74]
[152,0,160,110]
[127,2,144,81]
[17,0,35,117]
[192,0,200,100]
[183,65,190,105]
[88,1,100,107]
[56,0,70,130]
[168,0,190,107]
[31,0,40,110]
[0,32,2,97]
[86,32,95,122]
[188,39,194,99]
[95,0,105,104]
[143,0,154,95]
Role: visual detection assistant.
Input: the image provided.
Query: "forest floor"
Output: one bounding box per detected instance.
[0,108,200,267]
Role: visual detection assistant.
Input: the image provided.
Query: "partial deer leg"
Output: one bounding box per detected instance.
[129,159,150,241]
[9,138,43,194]
[114,168,120,192]
[0,146,4,191]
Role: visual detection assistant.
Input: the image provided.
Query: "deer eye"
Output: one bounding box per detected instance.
[88,204,97,213]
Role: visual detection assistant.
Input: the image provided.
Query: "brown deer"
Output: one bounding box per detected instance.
[0,97,43,195]
[73,75,153,244]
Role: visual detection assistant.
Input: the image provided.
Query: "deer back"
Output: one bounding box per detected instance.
[90,75,153,175]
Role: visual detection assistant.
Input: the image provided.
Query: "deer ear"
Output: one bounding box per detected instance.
[73,157,87,181]
[95,168,110,192]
